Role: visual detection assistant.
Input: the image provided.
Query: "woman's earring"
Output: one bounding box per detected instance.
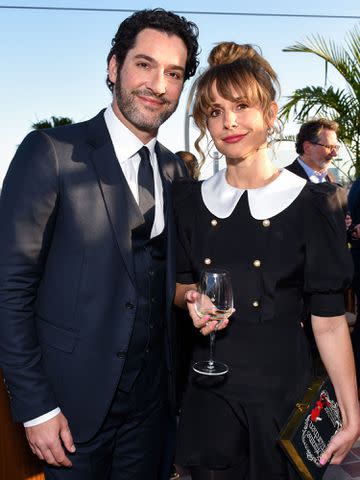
[267,126,274,137]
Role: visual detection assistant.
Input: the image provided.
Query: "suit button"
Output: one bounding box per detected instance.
[262,219,270,227]
[125,302,135,309]
[116,350,127,358]
[148,270,154,277]
[253,260,261,268]
[252,300,259,307]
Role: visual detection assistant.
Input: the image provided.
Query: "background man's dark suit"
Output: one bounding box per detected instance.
[0,109,185,443]
[286,158,335,183]
[286,158,309,180]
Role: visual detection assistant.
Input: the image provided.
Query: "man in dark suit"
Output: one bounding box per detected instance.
[0,9,199,480]
[286,118,340,183]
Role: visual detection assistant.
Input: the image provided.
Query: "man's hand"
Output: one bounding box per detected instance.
[25,412,75,467]
[351,224,360,239]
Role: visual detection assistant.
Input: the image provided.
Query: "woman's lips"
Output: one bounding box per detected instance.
[222,134,247,144]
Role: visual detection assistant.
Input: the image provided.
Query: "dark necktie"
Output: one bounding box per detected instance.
[137,146,155,238]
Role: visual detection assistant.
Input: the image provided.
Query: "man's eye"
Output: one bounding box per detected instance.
[167,71,182,80]
[137,62,150,69]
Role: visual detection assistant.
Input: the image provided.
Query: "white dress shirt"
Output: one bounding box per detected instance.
[297,157,328,183]
[104,105,164,237]
[24,105,165,427]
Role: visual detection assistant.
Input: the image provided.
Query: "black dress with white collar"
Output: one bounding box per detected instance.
[173,168,352,479]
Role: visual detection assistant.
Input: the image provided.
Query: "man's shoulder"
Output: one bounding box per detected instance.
[156,142,178,161]
[41,110,105,142]
[156,142,187,179]
[285,158,308,179]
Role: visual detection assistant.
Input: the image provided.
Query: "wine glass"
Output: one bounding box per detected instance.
[193,268,234,376]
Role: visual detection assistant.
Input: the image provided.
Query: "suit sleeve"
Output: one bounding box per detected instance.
[303,183,353,316]
[0,130,60,422]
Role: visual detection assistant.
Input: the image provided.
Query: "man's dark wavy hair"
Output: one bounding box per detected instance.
[106,8,200,92]
[295,118,339,155]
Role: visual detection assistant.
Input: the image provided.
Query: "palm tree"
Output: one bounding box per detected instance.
[32,116,73,130]
[280,24,360,178]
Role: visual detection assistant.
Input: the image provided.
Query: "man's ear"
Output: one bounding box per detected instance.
[303,140,313,156]
[108,55,118,84]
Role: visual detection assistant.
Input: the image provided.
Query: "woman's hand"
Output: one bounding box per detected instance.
[312,314,360,467]
[319,420,360,466]
[184,289,232,336]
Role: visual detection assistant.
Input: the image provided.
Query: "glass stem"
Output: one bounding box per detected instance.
[209,331,216,369]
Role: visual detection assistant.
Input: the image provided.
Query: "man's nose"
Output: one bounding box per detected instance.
[146,70,166,96]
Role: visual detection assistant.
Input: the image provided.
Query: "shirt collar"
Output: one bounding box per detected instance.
[104,105,157,163]
[201,168,307,220]
[297,156,327,183]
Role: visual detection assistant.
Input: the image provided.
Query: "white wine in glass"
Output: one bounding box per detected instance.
[193,269,234,376]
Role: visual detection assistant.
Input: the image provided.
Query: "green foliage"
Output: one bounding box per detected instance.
[32,116,73,130]
[280,24,360,179]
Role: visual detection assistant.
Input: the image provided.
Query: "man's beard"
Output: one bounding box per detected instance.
[115,77,178,133]
[315,158,332,171]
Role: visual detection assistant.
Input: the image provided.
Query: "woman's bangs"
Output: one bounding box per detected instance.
[216,70,261,107]
[194,73,218,118]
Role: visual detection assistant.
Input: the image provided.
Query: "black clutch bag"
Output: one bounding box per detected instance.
[279,377,342,480]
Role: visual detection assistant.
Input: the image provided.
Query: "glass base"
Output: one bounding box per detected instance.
[193,360,229,376]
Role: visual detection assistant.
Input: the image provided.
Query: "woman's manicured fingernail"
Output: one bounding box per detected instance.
[319,458,326,466]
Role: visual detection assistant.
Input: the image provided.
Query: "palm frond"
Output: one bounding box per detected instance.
[32,116,73,130]
[280,85,357,123]
[283,24,360,99]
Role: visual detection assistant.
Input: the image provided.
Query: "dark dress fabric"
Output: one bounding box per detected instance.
[173,177,352,479]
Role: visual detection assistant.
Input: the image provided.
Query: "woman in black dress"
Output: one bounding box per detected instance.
[173,42,360,479]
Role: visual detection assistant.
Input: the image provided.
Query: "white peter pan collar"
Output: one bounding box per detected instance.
[201,168,307,220]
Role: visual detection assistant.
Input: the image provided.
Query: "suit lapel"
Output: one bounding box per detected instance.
[156,143,176,309]
[88,113,142,285]
[286,159,309,180]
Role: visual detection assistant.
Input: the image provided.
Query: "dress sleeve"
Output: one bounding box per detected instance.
[173,179,198,285]
[304,183,353,316]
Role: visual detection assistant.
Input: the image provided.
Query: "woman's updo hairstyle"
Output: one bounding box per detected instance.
[193,42,280,163]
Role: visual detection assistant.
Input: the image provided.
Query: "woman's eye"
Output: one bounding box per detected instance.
[236,103,248,110]
[209,109,222,118]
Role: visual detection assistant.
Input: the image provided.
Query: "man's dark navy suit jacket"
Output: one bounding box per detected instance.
[0,110,186,442]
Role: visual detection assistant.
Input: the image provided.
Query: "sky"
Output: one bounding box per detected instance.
[0,0,359,184]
